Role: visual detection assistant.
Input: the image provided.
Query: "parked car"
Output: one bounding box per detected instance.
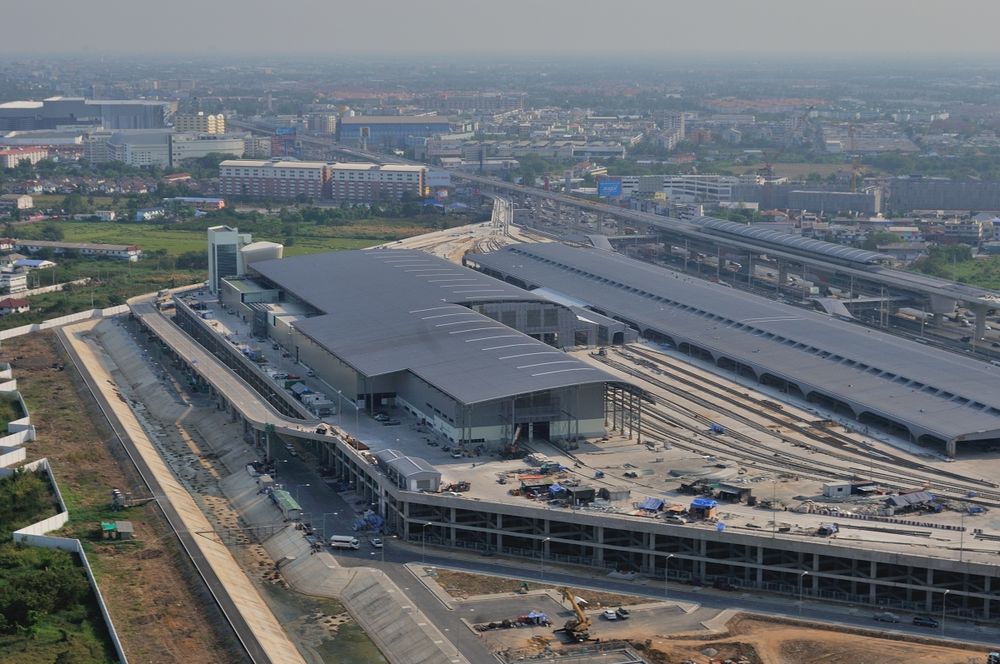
[369,538,383,549]
[614,608,630,619]
[873,612,901,623]
[373,413,390,422]
[912,615,939,628]
[664,514,688,524]
[713,580,738,592]
[601,609,618,621]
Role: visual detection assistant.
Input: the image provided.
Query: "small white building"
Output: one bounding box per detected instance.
[822,482,852,498]
[0,270,27,293]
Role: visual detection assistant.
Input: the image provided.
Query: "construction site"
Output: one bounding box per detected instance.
[25,204,1000,663]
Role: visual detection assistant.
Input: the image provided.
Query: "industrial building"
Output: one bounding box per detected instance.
[218,249,638,447]
[337,115,454,150]
[468,243,1000,456]
[0,97,172,131]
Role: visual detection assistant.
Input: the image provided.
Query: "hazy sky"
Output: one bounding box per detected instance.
[4,0,1000,56]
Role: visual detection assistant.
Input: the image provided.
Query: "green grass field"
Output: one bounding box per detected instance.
[0,213,459,330]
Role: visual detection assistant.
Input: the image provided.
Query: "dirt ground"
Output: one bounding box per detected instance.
[576,615,984,664]
[5,332,245,664]
[432,568,647,607]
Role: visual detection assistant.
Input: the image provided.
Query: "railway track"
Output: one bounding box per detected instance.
[593,347,1000,505]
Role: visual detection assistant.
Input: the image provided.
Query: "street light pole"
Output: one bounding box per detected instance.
[941,589,950,636]
[664,554,675,599]
[799,571,809,616]
[295,483,310,504]
[322,512,338,540]
[540,537,550,580]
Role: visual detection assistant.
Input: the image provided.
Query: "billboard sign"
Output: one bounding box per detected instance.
[275,126,296,136]
[426,170,451,188]
[597,177,623,197]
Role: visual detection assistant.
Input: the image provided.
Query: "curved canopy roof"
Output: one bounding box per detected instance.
[697,217,890,265]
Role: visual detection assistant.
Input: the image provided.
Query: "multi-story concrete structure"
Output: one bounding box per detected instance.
[207,225,251,293]
[173,112,225,134]
[0,269,27,294]
[169,133,245,165]
[326,163,425,202]
[0,194,33,212]
[243,136,273,159]
[887,178,1000,213]
[218,159,328,200]
[415,92,526,114]
[105,130,172,167]
[0,147,48,168]
[337,115,453,150]
[218,159,427,201]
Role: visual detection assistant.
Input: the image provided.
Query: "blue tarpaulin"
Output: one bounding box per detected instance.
[691,498,718,510]
[638,497,664,511]
[548,483,564,494]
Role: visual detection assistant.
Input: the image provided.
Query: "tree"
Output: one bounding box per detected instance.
[39,223,64,241]
[862,231,900,250]
[60,193,87,215]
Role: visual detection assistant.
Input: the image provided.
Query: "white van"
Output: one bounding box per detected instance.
[329,535,360,550]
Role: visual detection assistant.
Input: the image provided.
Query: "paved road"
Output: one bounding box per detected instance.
[57,326,268,664]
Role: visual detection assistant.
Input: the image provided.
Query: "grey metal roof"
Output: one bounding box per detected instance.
[250,250,621,406]
[470,243,1000,443]
[696,217,890,264]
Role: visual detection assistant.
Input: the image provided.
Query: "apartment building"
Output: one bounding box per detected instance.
[219,159,327,200]
[219,159,426,201]
[174,112,225,134]
[326,163,425,201]
[0,147,48,168]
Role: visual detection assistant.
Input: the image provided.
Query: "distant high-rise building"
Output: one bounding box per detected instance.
[207,226,252,293]
[174,112,225,134]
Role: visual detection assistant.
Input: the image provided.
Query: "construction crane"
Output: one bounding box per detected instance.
[556,588,592,642]
[757,105,815,178]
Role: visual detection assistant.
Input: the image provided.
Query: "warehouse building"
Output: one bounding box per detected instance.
[244,250,640,447]
[468,243,1000,457]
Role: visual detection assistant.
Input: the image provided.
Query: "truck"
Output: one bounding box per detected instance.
[329,535,360,550]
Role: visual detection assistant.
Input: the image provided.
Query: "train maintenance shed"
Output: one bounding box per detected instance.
[467,243,1000,457]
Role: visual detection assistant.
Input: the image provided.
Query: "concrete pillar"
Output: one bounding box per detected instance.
[597,212,604,234]
[594,526,604,565]
[869,561,878,605]
[495,514,504,553]
[925,568,934,611]
[974,304,987,342]
[756,547,764,586]
[450,508,456,545]
[984,576,991,619]
[946,438,957,458]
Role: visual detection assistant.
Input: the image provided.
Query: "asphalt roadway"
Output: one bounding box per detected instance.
[270,441,1000,655]
[57,326,270,664]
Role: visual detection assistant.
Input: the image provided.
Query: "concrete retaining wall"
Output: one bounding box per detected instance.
[0,304,129,341]
[0,378,128,663]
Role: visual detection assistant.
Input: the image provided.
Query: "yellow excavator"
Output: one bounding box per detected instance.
[557,588,591,642]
